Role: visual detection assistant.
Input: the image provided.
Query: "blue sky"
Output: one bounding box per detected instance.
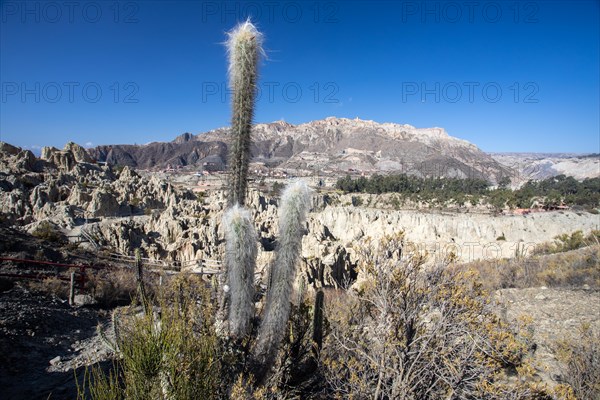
[1,0,598,153]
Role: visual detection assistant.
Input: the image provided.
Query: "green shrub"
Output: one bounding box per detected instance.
[78,275,219,399]
[270,181,284,197]
[350,195,363,207]
[129,197,142,208]
[534,230,600,255]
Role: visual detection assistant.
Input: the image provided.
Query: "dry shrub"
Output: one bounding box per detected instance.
[78,274,220,399]
[321,234,550,399]
[31,276,69,298]
[556,324,600,399]
[229,374,267,399]
[533,230,600,255]
[86,268,138,308]
[464,245,600,291]
[31,220,63,242]
[535,246,600,287]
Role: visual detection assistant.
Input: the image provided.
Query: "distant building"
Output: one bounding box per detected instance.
[513,208,531,215]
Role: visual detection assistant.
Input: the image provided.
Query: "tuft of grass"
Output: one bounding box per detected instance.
[77,362,123,400]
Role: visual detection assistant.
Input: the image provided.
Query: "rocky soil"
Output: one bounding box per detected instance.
[1,282,597,399]
[0,282,114,399]
[496,287,600,387]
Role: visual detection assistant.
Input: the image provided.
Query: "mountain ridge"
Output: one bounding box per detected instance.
[86,117,515,183]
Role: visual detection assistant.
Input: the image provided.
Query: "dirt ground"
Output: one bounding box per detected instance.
[0,282,113,400]
[496,286,600,386]
[1,281,598,398]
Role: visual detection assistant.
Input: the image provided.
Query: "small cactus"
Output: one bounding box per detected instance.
[312,290,324,354]
[296,275,306,306]
[98,308,122,354]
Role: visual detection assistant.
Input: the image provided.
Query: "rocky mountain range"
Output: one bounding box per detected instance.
[491,152,600,183]
[87,117,513,183]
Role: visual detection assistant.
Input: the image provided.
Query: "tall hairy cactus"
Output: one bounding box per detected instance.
[221,21,312,384]
[223,205,258,339]
[226,20,263,206]
[253,181,311,369]
[220,20,263,341]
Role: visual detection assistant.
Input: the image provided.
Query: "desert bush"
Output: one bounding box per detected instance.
[534,230,600,255]
[467,245,600,290]
[270,181,284,198]
[351,195,363,207]
[31,276,69,298]
[535,247,600,287]
[321,234,546,399]
[550,231,586,253]
[32,220,63,242]
[112,165,126,175]
[555,324,600,399]
[86,268,139,308]
[128,197,142,208]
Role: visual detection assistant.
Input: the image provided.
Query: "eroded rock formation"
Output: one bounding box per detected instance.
[1,142,597,288]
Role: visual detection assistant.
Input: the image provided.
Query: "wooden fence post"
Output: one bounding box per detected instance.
[69,272,76,306]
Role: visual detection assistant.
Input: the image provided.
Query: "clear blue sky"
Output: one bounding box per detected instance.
[1,0,598,153]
